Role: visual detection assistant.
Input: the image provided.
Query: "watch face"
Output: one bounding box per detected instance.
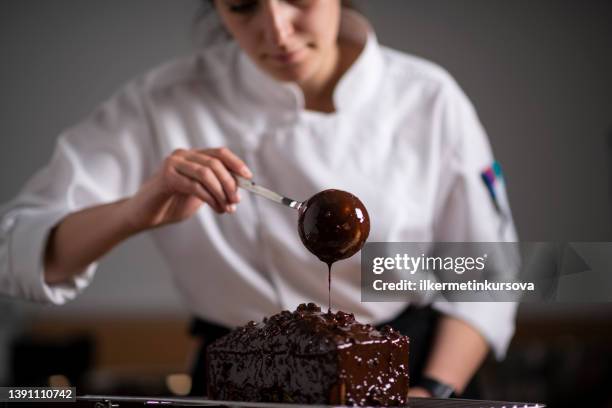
[418,377,455,398]
[436,385,455,399]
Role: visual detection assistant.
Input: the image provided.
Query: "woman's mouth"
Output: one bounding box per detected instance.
[269,47,308,65]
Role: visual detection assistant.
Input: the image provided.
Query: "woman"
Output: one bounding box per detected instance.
[0,0,517,399]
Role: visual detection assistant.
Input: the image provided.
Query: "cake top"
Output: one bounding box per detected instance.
[209,303,406,355]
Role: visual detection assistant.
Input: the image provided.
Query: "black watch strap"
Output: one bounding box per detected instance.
[415,376,456,398]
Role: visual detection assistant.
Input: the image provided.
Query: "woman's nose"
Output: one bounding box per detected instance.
[261,0,295,48]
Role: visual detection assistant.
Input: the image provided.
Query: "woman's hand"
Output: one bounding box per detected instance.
[123,147,253,232]
[44,147,251,285]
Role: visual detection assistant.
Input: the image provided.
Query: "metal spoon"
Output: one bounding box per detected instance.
[235,174,370,265]
[235,175,304,211]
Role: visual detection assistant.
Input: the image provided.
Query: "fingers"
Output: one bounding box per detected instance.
[166,147,250,214]
[174,159,231,212]
[186,153,240,205]
[205,147,253,179]
[167,165,223,213]
[164,155,223,213]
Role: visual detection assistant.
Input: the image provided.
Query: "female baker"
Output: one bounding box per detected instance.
[0,0,517,399]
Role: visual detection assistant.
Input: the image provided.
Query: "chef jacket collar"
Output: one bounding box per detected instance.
[236,9,384,117]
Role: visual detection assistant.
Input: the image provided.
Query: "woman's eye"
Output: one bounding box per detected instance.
[286,0,310,6]
[228,0,258,14]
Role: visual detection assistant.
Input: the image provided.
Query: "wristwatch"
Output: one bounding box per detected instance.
[415,376,456,398]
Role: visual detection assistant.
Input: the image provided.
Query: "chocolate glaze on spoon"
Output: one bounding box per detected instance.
[298,189,370,312]
[235,177,370,312]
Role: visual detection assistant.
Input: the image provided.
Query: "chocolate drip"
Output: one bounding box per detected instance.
[327,263,332,313]
[297,189,370,312]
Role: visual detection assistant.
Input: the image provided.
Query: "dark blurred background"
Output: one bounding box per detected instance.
[1,0,611,406]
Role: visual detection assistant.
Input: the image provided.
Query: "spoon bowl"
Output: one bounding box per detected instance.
[297,189,370,265]
[236,176,370,264]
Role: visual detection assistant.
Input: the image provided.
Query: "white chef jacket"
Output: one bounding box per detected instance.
[0,11,517,359]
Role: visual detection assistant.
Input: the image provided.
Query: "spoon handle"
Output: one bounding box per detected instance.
[236,176,303,211]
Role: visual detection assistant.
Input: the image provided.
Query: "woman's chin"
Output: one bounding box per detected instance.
[274,71,309,83]
[264,61,317,84]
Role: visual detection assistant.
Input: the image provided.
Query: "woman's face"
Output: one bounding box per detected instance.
[214,0,342,85]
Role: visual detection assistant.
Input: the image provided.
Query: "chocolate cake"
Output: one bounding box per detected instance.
[206,303,409,406]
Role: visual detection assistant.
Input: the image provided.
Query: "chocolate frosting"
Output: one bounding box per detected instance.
[207,303,409,406]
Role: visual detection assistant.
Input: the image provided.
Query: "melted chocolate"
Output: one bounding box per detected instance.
[298,189,370,266]
[207,303,409,406]
[297,190,370,311]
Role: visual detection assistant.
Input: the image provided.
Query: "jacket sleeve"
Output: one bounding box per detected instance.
[429,78,519,360]
[0,80,156,304]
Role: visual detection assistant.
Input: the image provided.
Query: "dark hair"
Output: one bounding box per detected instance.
[202,0,356,10]
[194,0,358,46]
[198,0,357,20]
